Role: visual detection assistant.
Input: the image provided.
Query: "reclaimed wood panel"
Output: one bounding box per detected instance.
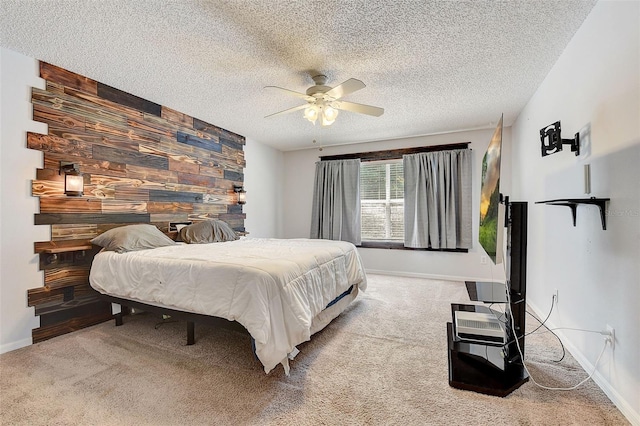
[39,197,102,213]
[35,294,101,317]
[148,189,203,203]
[28,283,97,307]
[32,307,113,343]
[32,179,64,197]
[44,265,91,289]
[35,213,150,225]
[27,132,92,158]
[193,117,245,145]
[202,193,233,204]
[89,174,166,191]
[51,224,98,241]
[177,172,220,188]
[28,61,245,342]
[83,185,116,199]
[139,141,201,167]
[101,200,148,213]
[177,131,222,152]
[130,112,178,138]
[33,104,85,131]
[84,117,159,144]
[114,187,150,201]
[42,151,127,177]
[32,87,127,127]
[93,145,168,170]
[147,202,193,214]
[46,81,65,95]
[36,168,64,181]
[161,106,193,126]
[150,213,189,223]
[34,239,93,254]
[169,158,199,174]
[125,164,177,183]
[192,204,228,215]
[64,86,145,120]
[40,62,97,95]
[224,170,244,182]
[38,248,101,271]
[198,165,224,178]
[97,82,162,116]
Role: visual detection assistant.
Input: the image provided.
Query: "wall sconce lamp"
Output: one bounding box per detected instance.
[60,162,84,196]
[540,121,580,157]
[233,185,246,205]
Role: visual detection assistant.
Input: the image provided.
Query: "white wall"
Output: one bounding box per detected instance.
[243,138,284,238]
[511,1,639,423]
[283,126,513,282]
[0,48,48,353]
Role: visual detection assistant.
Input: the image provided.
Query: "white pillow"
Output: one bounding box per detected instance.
[91,224,176,253]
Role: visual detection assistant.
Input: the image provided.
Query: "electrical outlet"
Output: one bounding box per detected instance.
[480,256,487,265]
[606,325,615,349]
[554,289,559,304]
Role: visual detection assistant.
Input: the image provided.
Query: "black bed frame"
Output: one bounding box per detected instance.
[98,294,248,345]
[99,284,356,348]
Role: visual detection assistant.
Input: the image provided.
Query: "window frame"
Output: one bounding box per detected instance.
[320,142,470,253]
[360,159,405,242]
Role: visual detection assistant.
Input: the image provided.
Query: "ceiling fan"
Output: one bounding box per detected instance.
[265,75,384,126]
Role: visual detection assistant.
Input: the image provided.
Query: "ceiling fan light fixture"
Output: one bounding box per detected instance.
[304,104,319,124]
[321,105,338,126]
[266,75,383,127]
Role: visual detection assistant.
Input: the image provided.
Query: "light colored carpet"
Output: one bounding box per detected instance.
[0,274,628,425]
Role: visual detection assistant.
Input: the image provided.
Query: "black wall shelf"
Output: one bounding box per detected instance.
[536,197,610,230]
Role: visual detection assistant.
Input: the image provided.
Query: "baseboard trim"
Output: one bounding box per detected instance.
[0,337,32,355]
[527,301,639,426]
[365,268,485,284]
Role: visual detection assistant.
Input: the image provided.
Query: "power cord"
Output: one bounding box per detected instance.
[495,208,611,390]
[525,294,555,337]
[526,308,566,362]
[155,314,178,329]
[505,284,612,391]
[491,301,565,363]
[522,294,566,362]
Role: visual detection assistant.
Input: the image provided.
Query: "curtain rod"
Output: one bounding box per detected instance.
[319,142,470,162]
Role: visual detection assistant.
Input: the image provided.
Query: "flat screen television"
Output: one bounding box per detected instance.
[479,115,505,265]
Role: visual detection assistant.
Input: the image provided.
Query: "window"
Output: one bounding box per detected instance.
[360,160,404,241]
[319,142,471,251]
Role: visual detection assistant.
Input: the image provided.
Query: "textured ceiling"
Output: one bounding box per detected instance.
[1,0,597,151]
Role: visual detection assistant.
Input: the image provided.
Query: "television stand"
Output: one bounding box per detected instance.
[447,201,529,396]
[447,304,528,397]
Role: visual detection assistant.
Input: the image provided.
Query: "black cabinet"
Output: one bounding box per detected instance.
[447,303,528,397]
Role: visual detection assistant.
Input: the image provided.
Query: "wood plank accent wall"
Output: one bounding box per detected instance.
[27,62,246,343]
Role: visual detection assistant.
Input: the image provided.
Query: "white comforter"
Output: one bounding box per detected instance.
[89,238,367,373]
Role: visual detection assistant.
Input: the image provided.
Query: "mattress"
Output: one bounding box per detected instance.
[89,238,367,373]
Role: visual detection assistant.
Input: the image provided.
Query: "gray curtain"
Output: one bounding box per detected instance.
[310,159,361,245]
[403,149,472,249]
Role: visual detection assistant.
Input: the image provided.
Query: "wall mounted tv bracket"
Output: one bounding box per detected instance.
[540,121,580,157]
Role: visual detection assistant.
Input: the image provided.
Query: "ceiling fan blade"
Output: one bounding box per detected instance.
[325,78,366,100]
[265,103,308,118]
[336,101,384,117]
[264,86,314,101]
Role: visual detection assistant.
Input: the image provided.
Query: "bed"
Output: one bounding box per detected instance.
[89,230,367,374]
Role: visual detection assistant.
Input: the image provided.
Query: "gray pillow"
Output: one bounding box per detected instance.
[179,220,239,244]
[91,224,176,253]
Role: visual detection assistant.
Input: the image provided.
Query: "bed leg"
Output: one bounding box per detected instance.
[187,321,195,345]
[114,312,123,326]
